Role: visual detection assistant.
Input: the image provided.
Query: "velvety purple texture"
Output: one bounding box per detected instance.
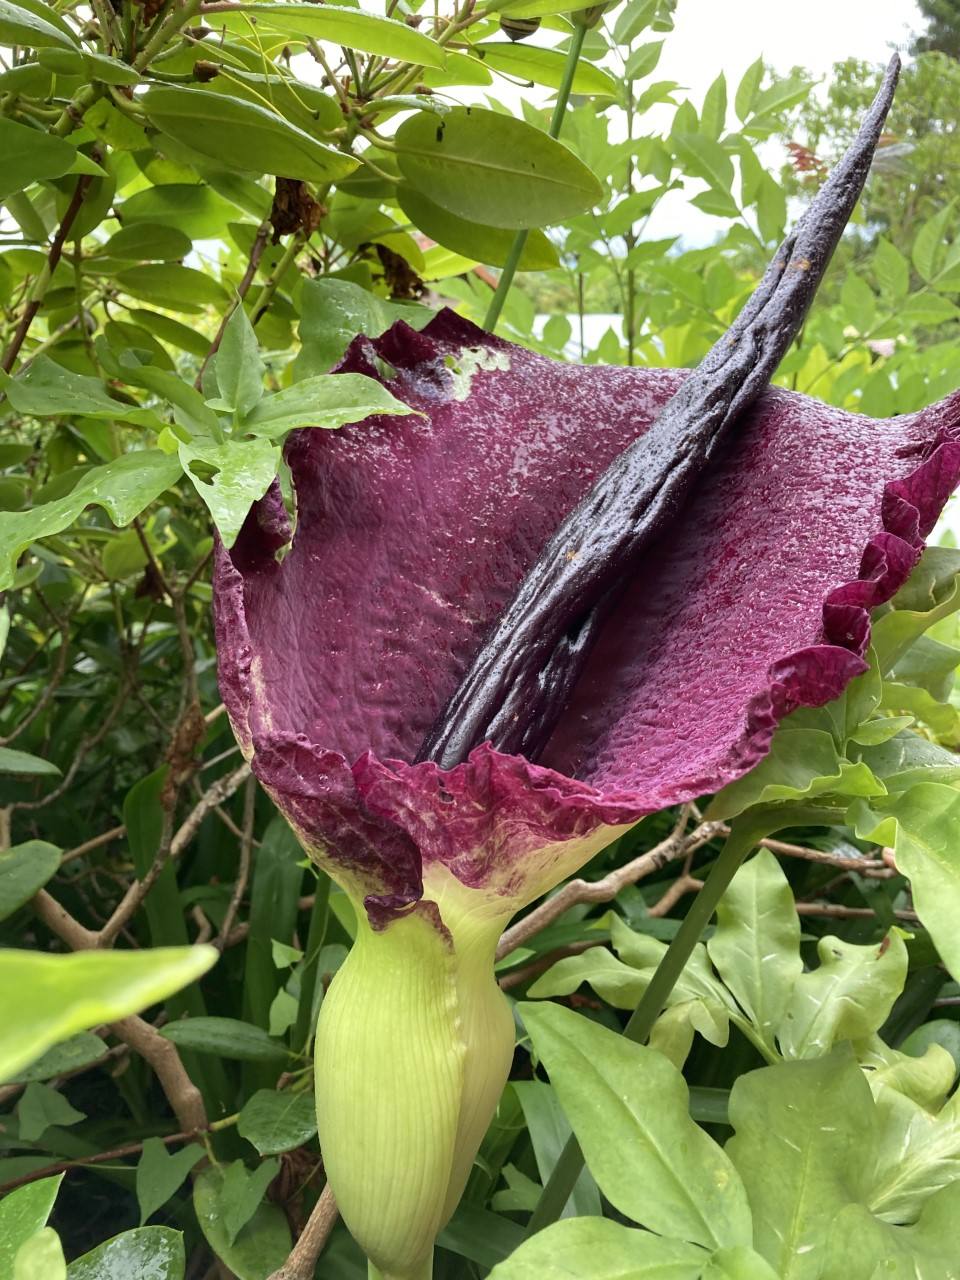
[213,309,960,925]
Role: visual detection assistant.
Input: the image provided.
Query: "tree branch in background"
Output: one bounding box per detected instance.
[266,1185,339,1280]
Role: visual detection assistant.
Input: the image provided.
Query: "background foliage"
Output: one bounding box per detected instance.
[2,0,960,1276]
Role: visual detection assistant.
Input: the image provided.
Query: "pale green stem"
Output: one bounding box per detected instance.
[483,23,587,332]
[368,1251,433,1280]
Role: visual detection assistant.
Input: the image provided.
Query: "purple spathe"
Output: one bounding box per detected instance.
[213,309,960,927]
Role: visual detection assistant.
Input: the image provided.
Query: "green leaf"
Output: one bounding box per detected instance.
[215,306,265,420]
[219,1160,280,1247]
[14,1227,65,1280]
[777,932,908,1059]
[161,1016,290,1063]
[0,356,159,424]
[221,3,446,67]
[395,107,602,230]
[841,271,877,333]
[473,42,616,96]
[0,1177,63,1280]
[143,86,357,185]
[701,1247,781,1280]
[0,841,61,921]
[0,120,77,202]
[117,184,238,240]
[487,1217,706,1279]
[114,263,229,314]
[242,373,414,439]
[826,1186,960,1280]
[97,224,192,262]
[203,68,341,136]
[866,1078,960,1223]
[17,1082,85,1142]
[734,57,764,121]
[0,450,183,592]
[13,1033,107,1084]
[67,1227,185,1280]
[237,1090,317,1156]
[136,1138,205,1225]
[520,1002,751,1249]
[624,39,665,80]
[128,310,211,359]
[194,1166,290,1279]
[707,850,801,1053]
[912,202,956,282]
[512,1081,599,1218]
[673,132,734,195]
[293,278,431,377]
[700,73,727,140]
[178,437,279,547]
[854,784,960,983]
[397,185,558,270]
[726,1050,876,1280]
[0,946,217,1084]
[0,749,60,778]
[0,0,76,50]
[873,236,910,300]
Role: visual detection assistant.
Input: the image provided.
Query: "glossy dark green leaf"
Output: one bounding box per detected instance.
[0,1176,63,1280]
[0,840,61,921]
[17,1082,84,1142]
[114,263,229,314]
[136,1139,205,1226]
[178,437,279,546]
[237,1089,317,1156]
[67,1227,185,1280]
[194,1167,289,1279]
[293,278,431,377]
[398,185,559,269]
[395,107,602,229]
[161,1016,291,1063]
[0,0,76,49]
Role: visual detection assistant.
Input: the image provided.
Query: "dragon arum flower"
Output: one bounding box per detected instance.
[213,308,960,1278]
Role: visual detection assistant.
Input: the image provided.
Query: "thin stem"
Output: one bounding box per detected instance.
[367,1254,433,1280]
[483,24,587,332]
[523,805,841,1234]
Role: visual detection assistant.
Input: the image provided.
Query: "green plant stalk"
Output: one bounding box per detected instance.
[523,804,844,1234]
[293,870,332,1052]
[483,23,588,332]
[369,1260,433,1280]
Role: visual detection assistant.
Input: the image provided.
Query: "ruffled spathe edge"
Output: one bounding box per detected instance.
[212,311,960,927]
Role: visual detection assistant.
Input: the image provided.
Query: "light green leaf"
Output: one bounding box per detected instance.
[912,202,956,282]
[194,1166,289,1280]
[624,39,665,80]
[0,120,77,202]
[520,1002,751,1250]
[0,0,76,50]
[215,306,265,420]
[0,947,217,1083]
[0,450,183,592]
[161,1016,290,1063]
[220,3,446,67]
[873,237,910,300]
[854,783,960,983]
[67,1227,185,1280]
[700,72,727,140]
[0,749,60,778]
[473,42,617,96]
[701,1246,781,1280]
[0,841,61,921]
[395,107,602,230]
[114,263,229,314]
[219,1159,280,1246]
[397,185,558,270]
[203,68,341,135]
[867,1082,960,1222]
[841,271,877,333]
[727,1050,876,1280]
[734,57,764,121]
[707,850,801,1052]
[237,1090,317,1157]
[97,224,192,262]
[0,1177,63,1280]
[17,1082,85,1142]
[242,373,414,439]
[136,1138,205,1225]
[0,356,160,425]
[487,1217,707,1279]
[777,931,907,1059]
[14,1227,65,1280]
[513,1081,599,1218]
[825,1185,960,1280]
[117,184,238,240]
[673,132,734,195]
[142,86,357,184]
[293,278,431,377]
[178,437,279,547]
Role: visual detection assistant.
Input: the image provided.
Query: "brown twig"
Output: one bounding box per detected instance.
[215,775,256,949]
[0,1122,197,1195]
[60,825,126,865]
[266,1184,339,1280]
[499,940,601,993]
[495,810,721,961]
[2,177,93,373]
[795,902,919,922]
[195,217,271,390]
